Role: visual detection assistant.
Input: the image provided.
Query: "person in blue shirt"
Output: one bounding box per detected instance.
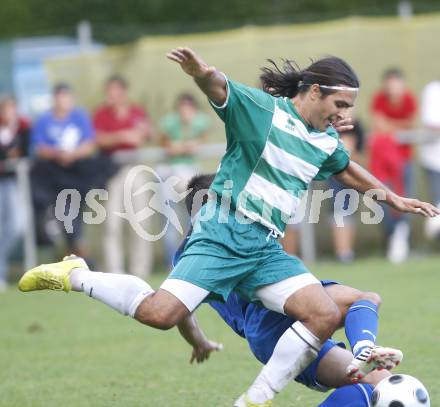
[31,83,95,157]
[30,83,96,259]
[177,173,395,407]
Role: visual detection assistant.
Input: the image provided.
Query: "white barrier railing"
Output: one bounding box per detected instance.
[9,144,231,270]
[397,129,440,144]
[9,142,317,270]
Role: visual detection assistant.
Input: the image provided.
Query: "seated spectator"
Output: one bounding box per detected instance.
[370,68,417,263]
[158,93,210,267]
[94,75,153,278]
[0,95,29,291]
[30,83,96,261]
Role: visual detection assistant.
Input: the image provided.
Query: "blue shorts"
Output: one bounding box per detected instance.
[209,280,343,392]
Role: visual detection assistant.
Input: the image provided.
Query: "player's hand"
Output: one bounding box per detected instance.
[167,47,216,79]
[391,196,440,217]
[190,340,223,364]
[333,117,354,133]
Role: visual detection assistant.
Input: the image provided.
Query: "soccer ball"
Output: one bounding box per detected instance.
[372,374,430,407]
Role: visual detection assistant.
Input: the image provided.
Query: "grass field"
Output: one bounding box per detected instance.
[1,256,439,406]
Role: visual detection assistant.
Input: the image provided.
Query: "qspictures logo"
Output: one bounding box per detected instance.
[54,166,385,241]
[54,165,191,241]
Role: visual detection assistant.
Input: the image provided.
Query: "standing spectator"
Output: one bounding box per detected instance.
[0,96,29,291]
[93,75,152,278]
[370,68,417,263]
[419,79,440,239]
[31,83,95,260]
[158,93,210,267]
[328,120,364,263]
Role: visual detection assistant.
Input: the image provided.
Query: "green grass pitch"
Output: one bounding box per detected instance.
[1,256,439,406]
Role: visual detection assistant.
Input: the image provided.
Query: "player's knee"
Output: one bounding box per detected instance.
[139,309,177,330]
[151,316,176,331]
[360,291,382,307]
[134,300,179,330]
[312,302,341,333]
[325,303,342,330]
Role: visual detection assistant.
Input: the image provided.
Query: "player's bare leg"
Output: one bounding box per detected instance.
[18,256,196,330]
[240,283,341,405]
[133,289,190,330]
[316,345,391,388]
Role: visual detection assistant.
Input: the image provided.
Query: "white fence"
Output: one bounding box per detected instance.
[11,130,439,270]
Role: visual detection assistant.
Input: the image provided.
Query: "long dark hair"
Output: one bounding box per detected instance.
[260,56,359,98]
[185,173,216,215]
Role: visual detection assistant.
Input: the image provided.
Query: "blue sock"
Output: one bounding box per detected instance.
[318,384,374,407]
[345,300,379,356]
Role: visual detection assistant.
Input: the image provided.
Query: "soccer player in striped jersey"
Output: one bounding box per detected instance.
[19,48,439,406]
[175,173,393,406]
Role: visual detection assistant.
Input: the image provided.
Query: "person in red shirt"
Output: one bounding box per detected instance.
[369,68,418,263]
[94,75,153,278]
[0,95,29,291]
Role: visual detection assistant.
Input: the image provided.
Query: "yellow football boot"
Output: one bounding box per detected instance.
[234,394,273,407]
[18,255,88,293]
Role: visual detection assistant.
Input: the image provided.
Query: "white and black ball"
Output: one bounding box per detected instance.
[372,374,430,407]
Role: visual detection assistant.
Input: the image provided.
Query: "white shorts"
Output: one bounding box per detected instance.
[255,273,321,314]
[161,273,320,315]
[160,278,210,312]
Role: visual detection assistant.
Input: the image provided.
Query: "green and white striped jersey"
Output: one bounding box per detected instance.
[210,77,350,235]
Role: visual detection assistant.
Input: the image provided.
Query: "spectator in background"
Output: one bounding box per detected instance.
[158,93,210,267]
[328,120,364,263]
[94,75,152,278]
[0,96,29,291]
[419,79,440,240]
[369,68,417,263]
[31,83,95,261]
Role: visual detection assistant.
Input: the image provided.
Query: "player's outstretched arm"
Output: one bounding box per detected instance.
[177,314,223,364]
[167,47,227,106]
[335,160,440,217]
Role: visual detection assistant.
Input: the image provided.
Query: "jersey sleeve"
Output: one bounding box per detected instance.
[195,113,211,134]
[93,108,104,131]
[209,75,275,143]
[30,115,49,151]
[406,92,418,118]
[78,109,95,141]
[421,84,440,126]
[371,92,385,114]
[158,114,172,134]
[314,139,350,181]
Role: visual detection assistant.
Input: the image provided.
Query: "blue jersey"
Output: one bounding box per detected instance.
[210,293,294,364]
[31,108,94,153]
[318,384,373,407]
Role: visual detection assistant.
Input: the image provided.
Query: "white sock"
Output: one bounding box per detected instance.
[247,321,322,403]
[70,268,154,317]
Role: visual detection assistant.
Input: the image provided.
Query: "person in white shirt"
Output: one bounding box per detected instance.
[419,80,440,239]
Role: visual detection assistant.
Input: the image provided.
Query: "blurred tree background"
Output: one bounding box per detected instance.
[1,0,440,43]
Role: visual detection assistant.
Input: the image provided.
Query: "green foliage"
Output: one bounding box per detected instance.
[1,0,440,42]
[1,256,439,406]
